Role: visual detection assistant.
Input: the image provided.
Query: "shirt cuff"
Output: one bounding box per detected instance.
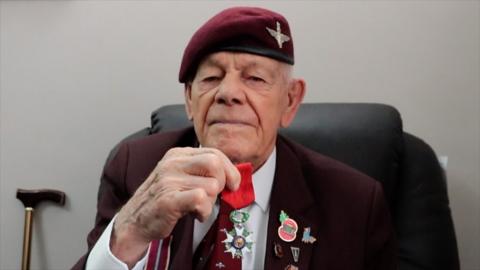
[86,216,148,270]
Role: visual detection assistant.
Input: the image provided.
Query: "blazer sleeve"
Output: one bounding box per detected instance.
[365,181,398,270]
[71,143,131,270]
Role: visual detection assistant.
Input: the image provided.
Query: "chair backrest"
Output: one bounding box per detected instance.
[117,102,460,270]
[150,103,403,200]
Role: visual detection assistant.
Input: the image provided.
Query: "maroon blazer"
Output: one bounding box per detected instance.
[72,127,396,270]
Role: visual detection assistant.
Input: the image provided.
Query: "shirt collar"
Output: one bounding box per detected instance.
[252,147,276,213]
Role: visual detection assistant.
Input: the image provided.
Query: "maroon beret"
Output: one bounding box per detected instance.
[178,6,294,83]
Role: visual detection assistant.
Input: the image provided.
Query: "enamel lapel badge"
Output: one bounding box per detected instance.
[278,210,298,242]
[302,227,317,244]
[290,246,300,263]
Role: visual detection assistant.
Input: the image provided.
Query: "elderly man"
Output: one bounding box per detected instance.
[73,6,395,270]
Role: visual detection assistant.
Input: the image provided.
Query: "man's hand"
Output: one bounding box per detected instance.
[110,147,241,267]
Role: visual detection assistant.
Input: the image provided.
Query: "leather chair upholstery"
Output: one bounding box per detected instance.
[108,103,460,270]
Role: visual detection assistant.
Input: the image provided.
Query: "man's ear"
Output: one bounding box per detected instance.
[280,78,306,128]
[184,83,194,121]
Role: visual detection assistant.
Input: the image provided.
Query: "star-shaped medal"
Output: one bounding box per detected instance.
[222,226,254,258]
[266,21,290,49]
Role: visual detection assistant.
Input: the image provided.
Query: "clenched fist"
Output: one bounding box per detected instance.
[110,147,241,266]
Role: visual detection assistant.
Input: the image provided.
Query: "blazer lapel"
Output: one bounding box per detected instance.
[264,138,321,270]
[168,215,194,270]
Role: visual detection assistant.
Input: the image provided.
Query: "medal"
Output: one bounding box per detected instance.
[220,163,255,259]
[222,226,254,258]
[278,210,298,242]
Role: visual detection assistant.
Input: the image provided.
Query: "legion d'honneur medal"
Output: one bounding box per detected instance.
[220,163,255,258]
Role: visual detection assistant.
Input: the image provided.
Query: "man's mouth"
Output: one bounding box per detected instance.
[209,120,251,126]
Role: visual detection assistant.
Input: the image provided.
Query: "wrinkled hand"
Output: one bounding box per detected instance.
[110,147,241,266]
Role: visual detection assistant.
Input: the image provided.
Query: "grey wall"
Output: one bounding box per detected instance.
[1,1,478,269]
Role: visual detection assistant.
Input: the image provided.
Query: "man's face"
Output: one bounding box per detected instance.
[185,52,305,169]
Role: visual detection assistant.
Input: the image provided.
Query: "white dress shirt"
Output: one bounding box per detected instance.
[86,148,276,270]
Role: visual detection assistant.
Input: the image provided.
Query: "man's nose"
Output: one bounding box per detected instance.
[214,75,245,105]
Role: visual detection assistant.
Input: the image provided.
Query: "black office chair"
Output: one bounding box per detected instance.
[106,103,460,270]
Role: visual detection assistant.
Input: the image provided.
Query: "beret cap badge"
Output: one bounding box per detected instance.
[266,21,290,49]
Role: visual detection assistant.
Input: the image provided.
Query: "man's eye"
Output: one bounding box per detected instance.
[203,76,219,82]
[248,76,265,83]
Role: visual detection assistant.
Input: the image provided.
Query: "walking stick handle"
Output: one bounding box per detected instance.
[16,189,66,208]
[16,188,66,270]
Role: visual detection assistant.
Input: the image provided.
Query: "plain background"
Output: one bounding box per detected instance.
[1,1,478,269]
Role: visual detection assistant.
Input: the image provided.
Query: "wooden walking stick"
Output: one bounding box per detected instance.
[16,188,66,270]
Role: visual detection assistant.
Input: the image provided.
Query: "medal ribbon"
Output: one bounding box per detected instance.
[221,162,255,209]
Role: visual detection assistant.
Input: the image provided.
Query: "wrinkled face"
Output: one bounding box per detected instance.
[185,52,305,170]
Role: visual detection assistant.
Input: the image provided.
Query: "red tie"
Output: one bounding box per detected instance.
[193,163,254,270]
